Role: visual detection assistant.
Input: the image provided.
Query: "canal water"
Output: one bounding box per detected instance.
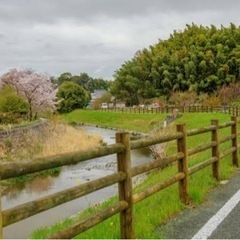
[2,126,152,239]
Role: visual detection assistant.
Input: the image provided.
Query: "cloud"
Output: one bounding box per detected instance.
[0,0,240,79]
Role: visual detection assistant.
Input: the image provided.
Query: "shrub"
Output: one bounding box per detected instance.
[0,86,29,114]
[168,91,197,106]
[56,82,90,113]
[0,86,29,123]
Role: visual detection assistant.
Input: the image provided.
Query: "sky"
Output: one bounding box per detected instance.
[1,0,240,80]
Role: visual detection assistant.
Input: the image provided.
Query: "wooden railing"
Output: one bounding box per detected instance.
[0,117,239,239]
[99,105,240,116]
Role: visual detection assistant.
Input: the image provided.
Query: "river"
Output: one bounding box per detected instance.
[2,126,152,239]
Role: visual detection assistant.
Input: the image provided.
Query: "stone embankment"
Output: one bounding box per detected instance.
[0,118,47,140]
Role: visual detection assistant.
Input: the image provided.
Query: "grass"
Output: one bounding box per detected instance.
[30,112,238,239]
[61,109,166,133]
[35,123,103,158]
[0,121,103,162]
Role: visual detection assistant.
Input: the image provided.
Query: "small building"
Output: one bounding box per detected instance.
[91,90,107,100]
[88,90,107,108]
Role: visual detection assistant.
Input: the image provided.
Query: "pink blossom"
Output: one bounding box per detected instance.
[0,69,57,120]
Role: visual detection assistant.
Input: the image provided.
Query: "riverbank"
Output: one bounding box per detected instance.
[0,121,103,162]
[30,112,239,239]
[61,109,167,133]
[3,126,152,239]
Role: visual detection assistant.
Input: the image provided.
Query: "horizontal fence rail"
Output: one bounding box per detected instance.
[0,143,125,180]
[2,171,127,227]
[0,116,239,239]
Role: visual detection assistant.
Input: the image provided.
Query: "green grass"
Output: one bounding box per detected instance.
[30,112,238,239]
[61,109,167,133]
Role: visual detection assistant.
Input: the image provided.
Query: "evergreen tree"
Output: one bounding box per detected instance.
[112,23,240,104]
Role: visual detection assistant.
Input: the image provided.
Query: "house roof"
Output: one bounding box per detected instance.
[91,89,106,99]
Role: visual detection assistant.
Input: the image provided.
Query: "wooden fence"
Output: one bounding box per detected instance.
[99,105,240,116]
[0,117,239,238]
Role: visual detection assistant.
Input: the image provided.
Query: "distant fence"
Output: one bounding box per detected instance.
[98,105,240,116]
[0,117,239,238]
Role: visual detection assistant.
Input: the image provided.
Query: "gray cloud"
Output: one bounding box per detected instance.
[1,0,239,24]
[1,0,240,79]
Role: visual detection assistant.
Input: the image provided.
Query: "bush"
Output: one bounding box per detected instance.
[56,82,90,113]
[168,91,197,106]
[0,86,29,114]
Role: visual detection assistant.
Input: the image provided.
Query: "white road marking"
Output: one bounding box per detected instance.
[192,188,240,239]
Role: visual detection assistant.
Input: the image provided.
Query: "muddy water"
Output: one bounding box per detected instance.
[2,126,152,239]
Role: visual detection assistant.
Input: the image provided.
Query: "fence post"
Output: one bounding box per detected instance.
[211,120,220,181]
[231,116,239,167]
[116,132,134,239]
[0,185,2,239]
[176,124,189,204]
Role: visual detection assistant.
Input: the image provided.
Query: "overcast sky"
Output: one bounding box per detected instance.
[1,0,240,79]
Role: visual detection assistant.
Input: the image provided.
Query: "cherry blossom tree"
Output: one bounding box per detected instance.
[0,69,57,120]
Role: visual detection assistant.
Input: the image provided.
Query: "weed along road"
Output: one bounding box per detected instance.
[157,168,240,239]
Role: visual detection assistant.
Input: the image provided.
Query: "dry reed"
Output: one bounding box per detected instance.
[0,122,103,161]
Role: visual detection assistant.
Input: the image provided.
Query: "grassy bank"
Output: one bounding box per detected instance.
[31,112,238,239]
[61,109,167,133]
[0,122,103,162]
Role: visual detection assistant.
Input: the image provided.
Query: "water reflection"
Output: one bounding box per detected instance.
[2,171,60,201]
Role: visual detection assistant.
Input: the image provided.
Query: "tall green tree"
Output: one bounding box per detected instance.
[112,23,240,103]
[56,82,90,113]
[57,72,111,92]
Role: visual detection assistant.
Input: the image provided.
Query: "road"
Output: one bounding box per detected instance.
[157,168,240,239]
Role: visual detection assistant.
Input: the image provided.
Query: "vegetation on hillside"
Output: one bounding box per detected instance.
[111,23,240,105]
[55,72,112,92]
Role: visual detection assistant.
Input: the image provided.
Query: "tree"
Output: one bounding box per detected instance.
[112,23,240,100]
[57,72,111,92]
[56,81,90,113]
[75,73,92,89]
[0,69,57,120]
[58,72,72,85]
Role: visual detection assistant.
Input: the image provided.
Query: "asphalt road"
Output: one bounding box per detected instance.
[156,168,240,239]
